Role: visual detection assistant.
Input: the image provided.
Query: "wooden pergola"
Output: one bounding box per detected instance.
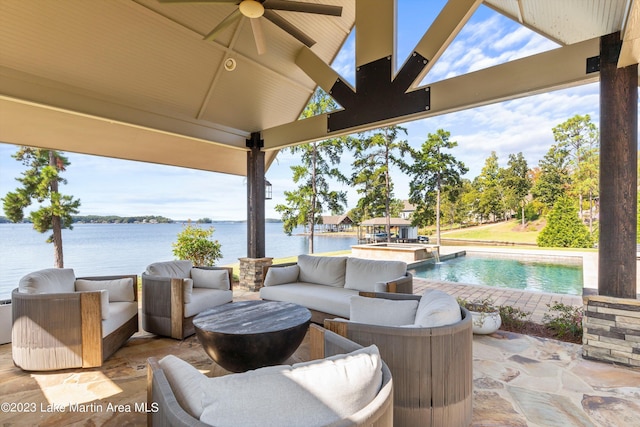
[0,0,638,296]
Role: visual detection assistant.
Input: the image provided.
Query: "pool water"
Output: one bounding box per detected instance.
[409,254,583,295]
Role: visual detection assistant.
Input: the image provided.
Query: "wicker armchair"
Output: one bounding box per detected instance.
[141,261,233,340]
[325,292,473,427]
[12,269,139,371]
[147,324,393,427]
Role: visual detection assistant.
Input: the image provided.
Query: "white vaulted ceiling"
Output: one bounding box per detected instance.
[0,0,637,175]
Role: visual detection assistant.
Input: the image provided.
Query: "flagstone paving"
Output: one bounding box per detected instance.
[1,283,639,426]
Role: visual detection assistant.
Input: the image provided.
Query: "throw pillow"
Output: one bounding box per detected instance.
[157,355,206,419]
[263,265,300,287]
[75,278,135,302]
[146,260,192,278]
[349,295,419,326]
[190,268,230,290]
[414,289,462,327]
[199,345,383,427]
[344,257,407,292]
[297,255,347,287]
[183,278,193,303]
[19,268,76,294]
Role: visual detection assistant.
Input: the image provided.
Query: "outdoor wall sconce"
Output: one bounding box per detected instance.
[265,180,272,200]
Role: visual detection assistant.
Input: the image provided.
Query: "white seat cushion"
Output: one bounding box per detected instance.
[297,255,347,287]
[19,268,76,294]
[414,289,462,327]
[344,257,407,292]
[260,283,358,318]
[349,295,419,326]
[102,301,137,337]
[184,288,232,318]
[199,345,383,427]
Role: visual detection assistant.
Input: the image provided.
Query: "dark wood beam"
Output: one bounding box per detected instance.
[246,132,265,259]
[598,32,638,299]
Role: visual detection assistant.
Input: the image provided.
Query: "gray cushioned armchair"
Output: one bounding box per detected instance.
[142,260,233,339]
[325,291,473,427]
[12,268,139,371]
[147,324,393,427]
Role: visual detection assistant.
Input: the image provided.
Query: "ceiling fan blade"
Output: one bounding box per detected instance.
[263,0,342,16]
[263,9,316,47]
[204,9,242,41]
[250,17,267,55]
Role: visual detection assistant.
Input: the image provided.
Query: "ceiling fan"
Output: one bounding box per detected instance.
[159,0,343,55]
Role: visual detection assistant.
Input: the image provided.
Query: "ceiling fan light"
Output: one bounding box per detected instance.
[239,0,264,19]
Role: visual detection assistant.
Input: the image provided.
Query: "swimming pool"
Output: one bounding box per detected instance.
[408,253,583,295]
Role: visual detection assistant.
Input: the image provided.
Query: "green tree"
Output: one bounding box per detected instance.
[501,152,532,226]
[552,114,599,220]
[474,151,505,222]
[350,126,410,241]
[537,197,593,248]
[531,144,571,211]
[172,223,222,266]
[275,89,348,252]
[402,129,468,245]
[2,147,81,267]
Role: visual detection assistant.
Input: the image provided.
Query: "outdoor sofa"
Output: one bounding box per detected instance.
[260,254,413,323]
[141,260,233,339]
[147,324,393,427]
[325,290,473,427]
[12,268,138,371]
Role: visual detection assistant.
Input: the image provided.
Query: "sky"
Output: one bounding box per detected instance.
[0,1,626,222]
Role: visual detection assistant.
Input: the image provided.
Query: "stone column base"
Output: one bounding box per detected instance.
[238,257,273,292]
[583,295,640,367]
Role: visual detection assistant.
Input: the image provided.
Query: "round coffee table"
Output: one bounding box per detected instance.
[193,300,311,372]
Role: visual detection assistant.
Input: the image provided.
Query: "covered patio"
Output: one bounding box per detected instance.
[0,0,637,296]
[1,283,640,426]
[1,0,639,424]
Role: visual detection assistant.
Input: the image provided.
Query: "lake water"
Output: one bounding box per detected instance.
[0,222,357,300]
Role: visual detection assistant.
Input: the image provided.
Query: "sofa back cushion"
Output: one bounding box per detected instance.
[263,265,300,287]
[350,295,419,326]
[414,289,462,327]
[297,255,347,288]
[344,257,407,292]
[199,344,383,427]
[19,268,76,294]
[146,260,192,278]
[158,355,206,419]
[191,268,230,290]
[75,278,135,302]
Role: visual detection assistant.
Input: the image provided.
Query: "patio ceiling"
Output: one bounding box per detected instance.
[0,0,638,176]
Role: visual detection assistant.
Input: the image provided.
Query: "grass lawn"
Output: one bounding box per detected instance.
[440,220,540,245]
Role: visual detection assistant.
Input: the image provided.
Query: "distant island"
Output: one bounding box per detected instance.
[0,215,282,224]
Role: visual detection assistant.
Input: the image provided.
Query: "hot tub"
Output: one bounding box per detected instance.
[351,242,439,263]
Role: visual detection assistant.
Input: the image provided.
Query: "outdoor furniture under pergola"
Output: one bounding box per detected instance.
[0,1,637,311]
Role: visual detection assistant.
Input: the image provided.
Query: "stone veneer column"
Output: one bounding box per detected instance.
[238,257,273,291]
[583,295,640,367]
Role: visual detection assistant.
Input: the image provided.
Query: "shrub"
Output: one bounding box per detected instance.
[537,196,593,248]
[499,305,531,332]
[542,302,583,342]
[172,223,222,267]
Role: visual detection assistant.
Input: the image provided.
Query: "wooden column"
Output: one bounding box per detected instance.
[246,132,266,259]
[598,32,638,299]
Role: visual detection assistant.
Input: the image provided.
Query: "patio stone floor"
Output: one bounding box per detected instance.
[1,284,639,426]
